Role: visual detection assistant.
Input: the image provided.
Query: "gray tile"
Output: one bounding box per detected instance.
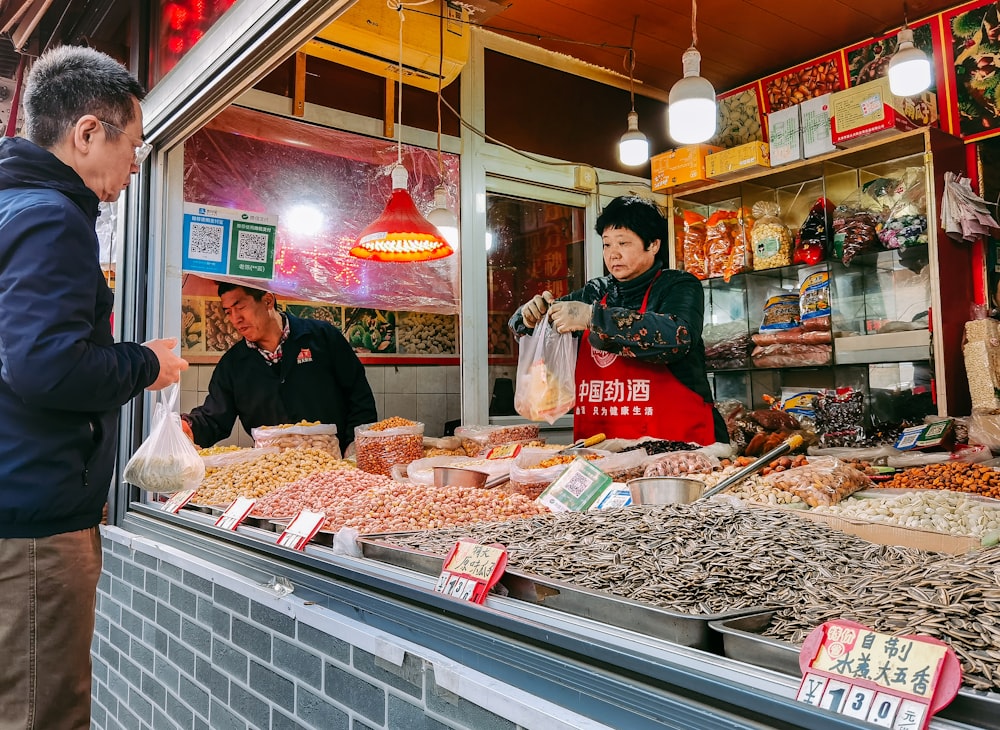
[271,708,310,730]
[214,585,250,616]
[273,637,321,689]
[178,675,209,717]
[165,692,194,728]
[182,570,213,597]
[209,699,247,730]
[153,654,180,694]
[324,663,384,725]
[296,687,348,730]
[167,636,195,676]
[232,617,271,662]
[229,683,270,729]
[140,671,167,710]
[387,695,451,730]
[249,660,294,711]
[250,601,295,638]
[427,673,516,730]
[298,624,349,664]
[195,655,229,702]
[181,618,211,657]
[212,639,249,682]
[168,584,198,617]
[353,649,422,699]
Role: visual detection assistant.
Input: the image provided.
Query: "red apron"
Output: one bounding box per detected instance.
[573,272,716,445]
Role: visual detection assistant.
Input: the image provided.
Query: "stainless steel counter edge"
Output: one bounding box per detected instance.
[124,506,981,730]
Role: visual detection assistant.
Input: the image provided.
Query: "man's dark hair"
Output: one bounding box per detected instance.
[217,282,268,300]
[594,195,668,263]
[23,45,146,148]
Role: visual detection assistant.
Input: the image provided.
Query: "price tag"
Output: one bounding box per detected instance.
[215,497,256,531]
[275,509,326,550]
[485,443,521,459]
[434,540,507,604]
[796,620,961,730]
[161,490,197,513]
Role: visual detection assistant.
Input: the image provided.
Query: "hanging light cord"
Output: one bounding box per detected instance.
[437,1,445,178]
[624,16,638,113]
[394,1,404,165]
[691,0,698,48]
[902,0,909,27]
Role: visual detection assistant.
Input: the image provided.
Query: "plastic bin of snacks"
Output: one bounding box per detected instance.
[454,424,541,456]
[355,417,425,476]
[252,421,341,458]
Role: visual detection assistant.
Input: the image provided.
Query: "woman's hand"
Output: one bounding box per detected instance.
[548,301,593,333]
[521,290,554,328]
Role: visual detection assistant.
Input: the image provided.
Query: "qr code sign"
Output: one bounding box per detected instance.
[563,472,591,498]
[236,230,269,263]
[188,222,224,262]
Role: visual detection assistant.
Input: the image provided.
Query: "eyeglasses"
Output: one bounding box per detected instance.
[99,120,153,164]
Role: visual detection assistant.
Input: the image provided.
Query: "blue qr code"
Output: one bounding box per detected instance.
[188,222,224,262]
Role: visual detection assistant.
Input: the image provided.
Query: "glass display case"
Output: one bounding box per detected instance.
[670,127,971,418]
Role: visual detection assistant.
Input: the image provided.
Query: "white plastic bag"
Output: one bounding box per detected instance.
[123,385,205,493]
[514,313,576,424]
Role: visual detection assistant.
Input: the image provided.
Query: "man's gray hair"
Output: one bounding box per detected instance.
[23,45,146,148]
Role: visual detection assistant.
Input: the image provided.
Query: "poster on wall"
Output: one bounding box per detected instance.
[943,0,1000,142]
[710,81,765,148]
[182,203,277,280]
[844,20,942,130]
[760,53,848,114]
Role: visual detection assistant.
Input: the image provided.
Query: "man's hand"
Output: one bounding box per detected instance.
[548,301,593,333]
[180,417,195,443]
[521,290,554,328]
[344,441,356,460]
[144,338,188,390]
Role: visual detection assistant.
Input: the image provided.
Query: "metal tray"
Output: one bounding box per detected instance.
[358,534,768,651]
[710,609,1000,730]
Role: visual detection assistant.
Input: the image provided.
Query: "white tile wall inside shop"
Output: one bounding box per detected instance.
[182,363,461,442]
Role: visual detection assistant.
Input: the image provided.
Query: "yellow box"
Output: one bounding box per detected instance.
[705,141,770,180]
[650,144,720,192]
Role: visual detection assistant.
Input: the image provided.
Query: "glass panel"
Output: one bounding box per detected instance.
[156,0,239,83]
[485,194,586,416]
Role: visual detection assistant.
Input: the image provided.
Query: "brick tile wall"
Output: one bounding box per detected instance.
[92,528,602,730]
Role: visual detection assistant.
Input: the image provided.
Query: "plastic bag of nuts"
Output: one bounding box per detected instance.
[355,417,425,476]
[761,456,870,507]
[454,424,542,456]
[750,201,792,270]
[252,421,342,459]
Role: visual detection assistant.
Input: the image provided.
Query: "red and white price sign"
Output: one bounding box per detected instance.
[485,443,521,460]
[434,539,507,604]
[796,620,961,729]
[161,490,197,513]
[275,509,326,550]
[214,497,256,531]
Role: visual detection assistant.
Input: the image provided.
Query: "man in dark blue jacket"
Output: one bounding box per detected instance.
[182,283,377,455]
[0,46,187,729]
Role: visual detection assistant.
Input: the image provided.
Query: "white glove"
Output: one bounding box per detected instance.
[521,291,554,328]
[548,300,593,333]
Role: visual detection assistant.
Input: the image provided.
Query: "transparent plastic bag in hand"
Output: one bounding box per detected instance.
[514,313,576,424]
[122,384,205,493]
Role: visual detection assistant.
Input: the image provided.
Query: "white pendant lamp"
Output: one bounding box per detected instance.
[888,24,931,97]
[668,0,716,145]
[426,184,459,250]
[618,23,649,167]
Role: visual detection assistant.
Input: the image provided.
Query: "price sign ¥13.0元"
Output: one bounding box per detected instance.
[796,620,961,729]
[434,540,507,604]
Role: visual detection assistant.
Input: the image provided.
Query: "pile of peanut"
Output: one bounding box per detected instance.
[356,418,424,476]
[884,462,1000,498]
[396,313,457,355]
[193,448,353,505]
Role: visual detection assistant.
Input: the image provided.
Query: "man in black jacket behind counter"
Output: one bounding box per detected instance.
[181,283,377,455]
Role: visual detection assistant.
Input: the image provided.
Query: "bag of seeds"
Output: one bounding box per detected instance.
[123,384,205,493]
[761,456,870,507]
[750,201,792,270]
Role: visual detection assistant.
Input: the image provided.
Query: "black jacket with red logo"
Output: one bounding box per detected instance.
[186,314,376,448]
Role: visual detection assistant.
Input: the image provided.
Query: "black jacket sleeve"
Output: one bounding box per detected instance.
[184,349,240,448]
[320,324,377,445]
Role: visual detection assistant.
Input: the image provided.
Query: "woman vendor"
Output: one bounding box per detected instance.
[510,195,727,445]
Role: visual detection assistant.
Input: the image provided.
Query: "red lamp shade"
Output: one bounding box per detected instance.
[350,165,454,263]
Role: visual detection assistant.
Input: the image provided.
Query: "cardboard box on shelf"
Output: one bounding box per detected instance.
[705,141,770,180]
[767,105,802,166]
[800,93,836,157]
[650,144,720,192]
[830,77,917,147]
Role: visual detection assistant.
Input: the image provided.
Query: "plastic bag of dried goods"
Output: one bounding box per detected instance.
[123,384,205,493]
[750,201,792,270]
[514,313,576,424]
[454,424,541,456]
[643,450,720,477]
[354,418,425,476]
[507,447,611,500]
[252,422,341,458]
[761,456,870,507]
[199,447,280,470]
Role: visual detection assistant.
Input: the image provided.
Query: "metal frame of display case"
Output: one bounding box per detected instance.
[667,127,972,416]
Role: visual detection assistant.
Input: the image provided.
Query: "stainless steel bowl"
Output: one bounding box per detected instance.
[627,476,705,506]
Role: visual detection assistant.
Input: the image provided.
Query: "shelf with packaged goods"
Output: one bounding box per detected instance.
[679,126,970,416]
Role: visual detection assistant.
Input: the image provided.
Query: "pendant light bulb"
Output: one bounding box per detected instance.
[888,27,931,96]
[668,47,717,144]
[426,184,459,251]
[619,111,649,166]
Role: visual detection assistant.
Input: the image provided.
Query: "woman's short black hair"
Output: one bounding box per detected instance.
[594,195,668,263]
